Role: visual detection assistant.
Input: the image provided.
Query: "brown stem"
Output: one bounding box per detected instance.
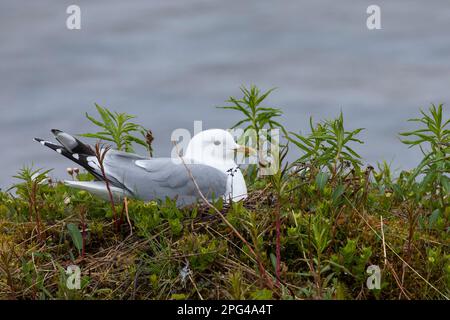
[95,143,119,232]
[80,206,86,258]
[124,197,133,236]
[275,194,281,285]
[31,181,42,241]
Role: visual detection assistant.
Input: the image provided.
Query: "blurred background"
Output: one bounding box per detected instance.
[1,0,449,188]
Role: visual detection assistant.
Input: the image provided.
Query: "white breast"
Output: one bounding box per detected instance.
[225,168,247,202]
[182,156,248,202]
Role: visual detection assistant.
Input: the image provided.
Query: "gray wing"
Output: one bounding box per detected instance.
[102,152,228,206]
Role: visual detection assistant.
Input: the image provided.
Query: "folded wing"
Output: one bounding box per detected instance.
[102,153,228,206]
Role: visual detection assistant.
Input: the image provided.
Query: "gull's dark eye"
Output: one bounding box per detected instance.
[213,140,221,146]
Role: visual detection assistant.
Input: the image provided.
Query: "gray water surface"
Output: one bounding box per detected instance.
[1,0,449,187]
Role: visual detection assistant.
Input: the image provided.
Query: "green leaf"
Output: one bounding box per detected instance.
[429,209,440,228]
[270,253,277,272]
[79,133,115,142]
[85,112,105,128]
[250,289,273,300]
[332,184,345,204]
[67,223,83,253]
[95,103,114,129]
[440,176,450,193]
[125,135,147,146]
[392,183,404,198]
[315,171,329,191]
[171,293,187,300]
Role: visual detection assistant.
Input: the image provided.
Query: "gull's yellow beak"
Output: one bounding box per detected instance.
[233,145,257,157]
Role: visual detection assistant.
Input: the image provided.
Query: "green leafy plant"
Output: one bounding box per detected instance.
[228,271,247,299]
[288,112,364,183]
[179,234,225,272]
[395,104,449,287]
[330,239,372,283]
[66,223,83,256]
[295,212,335,299]
[81,103,149,153]
[400,103,449,207]
[220,85,284,136]
[12,166,52,201]
[129,198,186,237]
[11,166,52,240]
[250,288,273,300]
[220,85,286,174]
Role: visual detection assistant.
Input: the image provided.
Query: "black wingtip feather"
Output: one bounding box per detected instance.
[34,136,102,180]
[50,129,95,156]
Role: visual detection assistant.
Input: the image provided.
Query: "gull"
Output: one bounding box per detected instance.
[34,129,252,206]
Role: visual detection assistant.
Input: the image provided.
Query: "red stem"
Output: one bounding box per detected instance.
[81,209,86,258]
[96,144,120,232]
[275,197,281,284]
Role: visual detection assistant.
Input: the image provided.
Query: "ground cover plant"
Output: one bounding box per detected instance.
[0,87,448,300]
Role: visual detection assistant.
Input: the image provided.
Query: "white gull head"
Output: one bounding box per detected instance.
[183,129,249,202]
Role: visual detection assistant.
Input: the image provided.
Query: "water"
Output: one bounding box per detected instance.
[1,0,449,188]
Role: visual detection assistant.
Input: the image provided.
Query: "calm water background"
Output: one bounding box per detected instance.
[1,0,449,188]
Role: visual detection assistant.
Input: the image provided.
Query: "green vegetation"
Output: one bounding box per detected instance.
[0,88,448,300]
[81,103,153,155]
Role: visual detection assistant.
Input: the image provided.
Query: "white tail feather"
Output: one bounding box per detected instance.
[64,181,131,202]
